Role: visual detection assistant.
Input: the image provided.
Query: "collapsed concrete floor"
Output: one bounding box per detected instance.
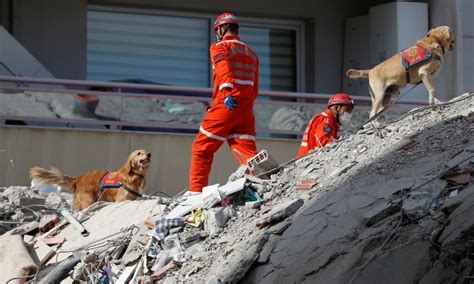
[0,93,473,283]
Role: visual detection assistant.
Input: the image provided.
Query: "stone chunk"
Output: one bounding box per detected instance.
[39,214,60,233]
[363,199,401,226]
[256,198,304,229]
[209,231,268,283]
[441,186,473,215]
[2,186,45,207]
[257,235,279,264]
[445,150,473,169]
[295,179,318,191]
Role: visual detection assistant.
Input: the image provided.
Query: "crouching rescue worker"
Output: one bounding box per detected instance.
[189,12,259,192]
[296,93,355,157]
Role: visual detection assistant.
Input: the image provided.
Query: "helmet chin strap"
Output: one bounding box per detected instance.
[335,106,342,125]
[216,25,230,41]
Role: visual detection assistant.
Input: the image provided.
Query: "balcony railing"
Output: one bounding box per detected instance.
[0,75,427,136]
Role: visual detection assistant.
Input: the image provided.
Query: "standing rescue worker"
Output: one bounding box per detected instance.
[189,12,259,192]
[296,93,355,157]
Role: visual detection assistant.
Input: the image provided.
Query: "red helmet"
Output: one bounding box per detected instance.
[214,12,239,30]
[328,93,355,108]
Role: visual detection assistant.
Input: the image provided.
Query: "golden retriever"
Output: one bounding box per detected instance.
[346,26,455,119]
[30,150,151,211]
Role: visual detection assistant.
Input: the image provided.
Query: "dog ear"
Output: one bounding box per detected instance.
[123,153,135,174]
[442,28,452,41]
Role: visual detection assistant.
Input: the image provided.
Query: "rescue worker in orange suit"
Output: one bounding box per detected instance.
[189,12,259,192]
[296,93,355,158]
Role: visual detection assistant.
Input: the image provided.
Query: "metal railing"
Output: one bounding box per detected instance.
[0,75,427,136]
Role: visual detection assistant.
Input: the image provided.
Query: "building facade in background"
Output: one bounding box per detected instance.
[0,0,472,100]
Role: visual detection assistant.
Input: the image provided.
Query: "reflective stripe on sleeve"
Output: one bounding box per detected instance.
[234,79,254,86]
[219,82,234,90]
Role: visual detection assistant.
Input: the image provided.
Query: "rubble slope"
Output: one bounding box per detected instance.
[243,93,474,283]
[180,93,474,283]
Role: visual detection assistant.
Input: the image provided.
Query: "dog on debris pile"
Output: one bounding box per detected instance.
[30,150,151,211]
[346,26,455,119]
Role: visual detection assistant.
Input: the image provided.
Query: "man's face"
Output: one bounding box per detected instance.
[340,105,353,114]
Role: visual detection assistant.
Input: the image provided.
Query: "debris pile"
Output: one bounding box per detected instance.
[0,185,71,235]
[0,93,473,283]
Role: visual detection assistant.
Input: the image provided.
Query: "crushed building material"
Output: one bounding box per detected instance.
[0,234,38,284]
[1,93,473,283]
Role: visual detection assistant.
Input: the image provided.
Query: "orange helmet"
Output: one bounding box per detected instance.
[328,93,355,108]
[214,12,239,30]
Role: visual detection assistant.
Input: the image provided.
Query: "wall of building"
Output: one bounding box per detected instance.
[0,126,300,195]
[12,0,87,80]
[5,0,374,92]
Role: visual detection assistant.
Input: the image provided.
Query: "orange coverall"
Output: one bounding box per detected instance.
[296,109,339,158]
[189,35,259,192]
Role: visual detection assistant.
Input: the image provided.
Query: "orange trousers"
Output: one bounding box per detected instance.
[189,99,257,192]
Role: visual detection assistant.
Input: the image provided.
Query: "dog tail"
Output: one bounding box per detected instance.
[30,167,76,192]
[346,69,370,79]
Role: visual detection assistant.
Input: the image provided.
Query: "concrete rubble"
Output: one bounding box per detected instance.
[0,93,473,283]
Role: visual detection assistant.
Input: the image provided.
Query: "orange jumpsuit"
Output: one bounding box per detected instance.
[296,109,339,158]
[189,35,259,192]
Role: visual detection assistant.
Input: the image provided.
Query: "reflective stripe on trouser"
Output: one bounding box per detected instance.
[190,100,257,192]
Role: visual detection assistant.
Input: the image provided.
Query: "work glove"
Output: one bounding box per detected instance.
[224,96,238,110]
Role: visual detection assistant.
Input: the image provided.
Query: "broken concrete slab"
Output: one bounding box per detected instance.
[445,150,473,169]
[438,190,474,246]
[31,238,56,266]
[268,220,291,235]
[51,200,165,263]
[363,199,401,226]
[9,221,39,236]
[218,178,247,197]
[0,234,38,284]
[441,185,474,214]
[209,230,268,283]
[257,234,279,264]
[39,214,60,233]
[2,186,46,207]
[256,198,304,229]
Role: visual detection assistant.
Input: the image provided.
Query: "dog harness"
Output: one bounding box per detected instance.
[100,172,122,188]
[401,45,441,84]
[99,172,143,197]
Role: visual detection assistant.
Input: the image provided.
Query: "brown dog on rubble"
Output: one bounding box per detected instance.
[346,26,455,119]
[30,150,151,211]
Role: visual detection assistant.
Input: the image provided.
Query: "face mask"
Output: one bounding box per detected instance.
[340,112,352,126]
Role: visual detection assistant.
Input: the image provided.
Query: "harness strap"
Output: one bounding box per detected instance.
[124,186,143,198]
[405,53,442,84]
[405,67,411,84]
